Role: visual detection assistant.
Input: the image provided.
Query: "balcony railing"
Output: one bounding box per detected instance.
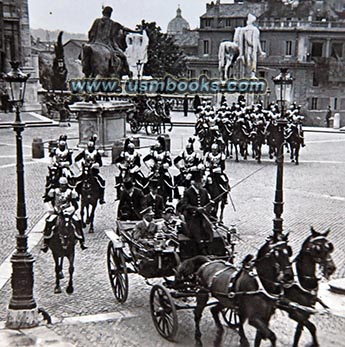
[258,20,345,29]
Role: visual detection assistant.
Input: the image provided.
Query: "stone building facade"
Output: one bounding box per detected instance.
[169,0,345,125]
[0,0,40,111]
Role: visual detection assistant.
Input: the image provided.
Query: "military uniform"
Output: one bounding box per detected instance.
[75,143,106,203]
[41,182,86,252]
[179,183,214,244]
[117,186,145,221]
[174,148,203,188]
[50,146,73,179]
[143,145,174,202]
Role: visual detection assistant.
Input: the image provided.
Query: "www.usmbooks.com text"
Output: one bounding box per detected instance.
[68,76,267,95]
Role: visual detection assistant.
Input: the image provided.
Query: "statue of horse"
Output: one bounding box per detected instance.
[279,227,336,347]
[218,41,240,80]
[47,212,78,294]
[81,43,125,78]
[75,162,102,233]
[176,232,293,347]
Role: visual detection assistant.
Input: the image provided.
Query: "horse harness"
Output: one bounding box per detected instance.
[196,260,283,301]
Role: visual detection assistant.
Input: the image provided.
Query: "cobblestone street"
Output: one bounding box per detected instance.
[0,112,345,346]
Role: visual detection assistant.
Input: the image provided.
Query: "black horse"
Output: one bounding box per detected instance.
[75,163,102,233]
[176,233,293,347]
[279,227,336,347]
[265,121,281,160]
[250,122,266,164]
[285,123,303,165]
[230,121,249,162]
[47,213,77,294]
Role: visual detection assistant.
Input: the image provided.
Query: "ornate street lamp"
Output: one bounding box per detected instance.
[2,62,39,328]
[136,59,144,94]
[271,68,294,236]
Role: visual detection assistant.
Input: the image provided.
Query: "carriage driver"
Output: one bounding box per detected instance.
[178,170,214,254]
[41,177,87,253]
[75,135,106,204]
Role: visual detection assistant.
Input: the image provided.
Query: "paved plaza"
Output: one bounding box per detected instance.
[0,111,345,346]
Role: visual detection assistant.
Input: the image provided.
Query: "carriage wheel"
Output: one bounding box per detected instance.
[150,284,178,341]
[107,241,129,303]
[221,307,240,329]
[130,119,140,133]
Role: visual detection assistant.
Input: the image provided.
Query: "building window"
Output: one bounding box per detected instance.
[331,43,343,59]
[285,41,292,56]
[311,42,324,57]
[204,19,212,27]
[311,97,318,110]
[225,18,231,27]
[334,97,338,110]
[202,69,210,77]
[187,70,196,79]
[203,40,210,55]
[258,71,266,78]
[260,40,266,52]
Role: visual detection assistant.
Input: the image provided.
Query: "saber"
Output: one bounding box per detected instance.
[228,191,237,212]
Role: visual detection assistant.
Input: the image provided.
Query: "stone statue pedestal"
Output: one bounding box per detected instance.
[69,100,134,149]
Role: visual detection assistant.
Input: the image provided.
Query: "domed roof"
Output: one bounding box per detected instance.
[167,6,190,35]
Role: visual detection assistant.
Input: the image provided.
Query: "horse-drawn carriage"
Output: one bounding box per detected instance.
[128,95,173,135]
[105,219,238,341]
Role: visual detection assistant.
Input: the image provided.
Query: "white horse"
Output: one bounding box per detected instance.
[218,41,240,80]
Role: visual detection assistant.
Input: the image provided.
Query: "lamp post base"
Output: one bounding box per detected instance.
[6,308,39,329]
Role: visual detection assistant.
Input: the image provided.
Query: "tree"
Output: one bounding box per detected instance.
[136,20,187,78]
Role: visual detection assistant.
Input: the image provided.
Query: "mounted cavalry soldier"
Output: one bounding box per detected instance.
[204,143,229,187]
[178,170,214,254]
[115,138,144,197]
[75,135,106,204]
[50,135,74,182]
[41,177,87,253]
[174,138,203,190]
[143,135,175,202]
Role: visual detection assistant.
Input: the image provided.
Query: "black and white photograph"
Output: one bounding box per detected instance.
[0,0,345,346]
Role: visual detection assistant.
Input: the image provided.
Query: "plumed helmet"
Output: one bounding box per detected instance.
[186,137,195,150]
[59,177,68,185]
[89,134,98,144]
[156,135,166,151]
[124,138,135,152]
[211,143,219,151]
[59,134,67,142]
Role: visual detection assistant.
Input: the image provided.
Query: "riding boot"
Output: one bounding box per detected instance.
[76,221,88,250]
[41,224,51,253]
[99,187,106,204]
[301,137,306,147]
